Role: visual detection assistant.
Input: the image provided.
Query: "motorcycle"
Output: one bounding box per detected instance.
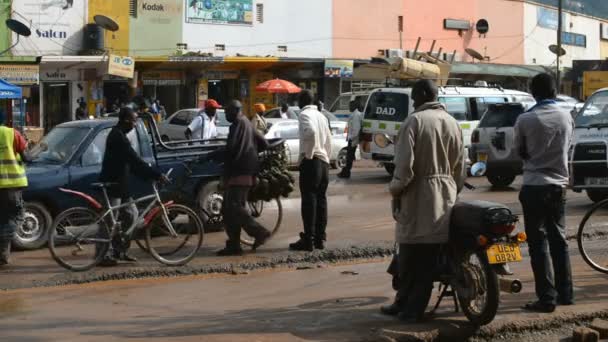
[388,162,526,326]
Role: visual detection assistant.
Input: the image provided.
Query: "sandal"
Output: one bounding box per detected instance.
[522,301,555,313]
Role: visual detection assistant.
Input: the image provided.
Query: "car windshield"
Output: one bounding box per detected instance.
[478,104,525,128]
[29,127,91,164]
[575,91,608,128]
[364,92,410,122]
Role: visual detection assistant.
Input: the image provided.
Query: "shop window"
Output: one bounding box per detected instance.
[256,3,264,23]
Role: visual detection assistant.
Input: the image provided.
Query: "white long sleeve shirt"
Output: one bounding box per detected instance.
[347,109,363,143]
[298,105,332,164]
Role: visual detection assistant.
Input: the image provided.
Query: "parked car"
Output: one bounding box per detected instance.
[264,118,358,170]
[18,117,225,250]
[556,94,584,118]
[158,108,230,141]
[263,106,348,137]
[469,103,526,187]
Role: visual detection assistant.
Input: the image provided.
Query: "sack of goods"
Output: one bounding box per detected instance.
[249,143,295,202]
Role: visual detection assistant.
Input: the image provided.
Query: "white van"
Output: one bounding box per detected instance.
[328,91,372,120]
[570,88,608,202]
[360,86,535,175]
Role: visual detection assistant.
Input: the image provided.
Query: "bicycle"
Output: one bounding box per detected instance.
[577,197,608,274]
[48,169,204,272]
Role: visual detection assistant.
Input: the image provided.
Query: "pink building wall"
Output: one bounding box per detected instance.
[332,0,525,65]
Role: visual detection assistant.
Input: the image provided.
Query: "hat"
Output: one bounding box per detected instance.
[254,103,266,112]
[205,99,222,109]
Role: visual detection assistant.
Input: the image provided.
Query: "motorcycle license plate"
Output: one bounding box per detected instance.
[477,153,488,162]
[486,243,522,264]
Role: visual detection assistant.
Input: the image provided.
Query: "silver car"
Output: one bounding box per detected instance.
[158,108,230,141]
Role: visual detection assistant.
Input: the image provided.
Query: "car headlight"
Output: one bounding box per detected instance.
[374,134,391,148]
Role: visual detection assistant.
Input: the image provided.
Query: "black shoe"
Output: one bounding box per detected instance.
[380,302,401,316]
[252,230,272,251]
[314,239,325,250]
[216,247,244,256]
[289,233,313,252]
[522,301,556,313]
[337,172,350,179]
[98,256,118,267]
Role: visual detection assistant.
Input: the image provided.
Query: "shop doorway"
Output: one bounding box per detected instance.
[208,79,238,106]
[43,82,71,132]
[104,81,130,109]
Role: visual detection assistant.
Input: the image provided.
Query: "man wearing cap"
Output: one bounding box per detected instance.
[249,103,268,136]
[186,99,221,141]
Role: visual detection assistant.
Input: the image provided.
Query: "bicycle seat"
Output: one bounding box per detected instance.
[90,182,119,189]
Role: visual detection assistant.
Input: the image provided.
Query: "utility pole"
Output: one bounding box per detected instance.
[557,0,563,92]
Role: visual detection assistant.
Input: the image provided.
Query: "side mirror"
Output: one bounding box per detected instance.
[470,162,487,177]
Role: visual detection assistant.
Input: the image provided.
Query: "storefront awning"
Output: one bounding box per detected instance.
[40,56,108,70]
[0,79,22,99]
[451,63,548,78]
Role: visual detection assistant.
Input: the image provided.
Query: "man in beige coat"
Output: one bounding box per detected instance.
[381,80,465,323]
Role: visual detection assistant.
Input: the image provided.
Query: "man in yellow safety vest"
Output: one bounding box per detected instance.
[0,112,28,266]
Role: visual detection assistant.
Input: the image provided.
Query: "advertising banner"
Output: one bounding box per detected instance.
[583,71,608,99]
[0,64,39,84]
[537,7,566,30]
[130,0,183,57]
[108,55,135,78]
[324,60,354,78]
[11,0,86,56]
[186,0,253,25]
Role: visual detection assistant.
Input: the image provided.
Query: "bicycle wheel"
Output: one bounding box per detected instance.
[578,198,608,274]
[145,204,204,266]
[240,197,283,246]
[48,207,110,272]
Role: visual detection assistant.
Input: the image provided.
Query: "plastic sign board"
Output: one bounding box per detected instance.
[108,55,135,79]
[324,60,354,78]
[583,71,608,99]
[186,0,253,25]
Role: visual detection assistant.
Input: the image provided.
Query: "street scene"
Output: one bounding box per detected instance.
[1,0,608,341]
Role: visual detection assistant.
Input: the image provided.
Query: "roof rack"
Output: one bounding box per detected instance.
[349,80,387,93]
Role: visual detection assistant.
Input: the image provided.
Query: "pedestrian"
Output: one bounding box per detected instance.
[289,90,332,251]
[380,80,465,323]
[337,99,363,179]
[515,73,574,313]
[0,113,28,266]
[155,100,167,119]
[186,99,220,141]
[98,107,168,266]
[280,102,289,119]
[249,103,268,135]
[217,100,271,256]
[75,101,87,120]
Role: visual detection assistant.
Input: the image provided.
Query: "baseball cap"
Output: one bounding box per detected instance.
[254,103,266,112]
[205,99,222,109]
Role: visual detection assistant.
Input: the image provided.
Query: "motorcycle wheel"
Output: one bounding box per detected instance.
[455,251,500,326]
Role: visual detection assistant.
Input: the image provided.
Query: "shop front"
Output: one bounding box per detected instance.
[142,71,186,115]
[0,63,40,127]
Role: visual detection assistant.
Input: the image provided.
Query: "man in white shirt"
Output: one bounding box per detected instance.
[289,90,332,252]
[338,100,363,179]
[280,103,289,119]
[185,99,221,141]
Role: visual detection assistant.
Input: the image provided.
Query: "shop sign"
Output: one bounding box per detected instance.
[201,70,239,80]
[324,60,354,78]
[108,55,135,78]
[142,71,183,80]
[562,31,586,47]
[0,64,39,84]
[186,0,253,25]
[130,0,183,57]
[41,68,79,81]
[11,0,86,56]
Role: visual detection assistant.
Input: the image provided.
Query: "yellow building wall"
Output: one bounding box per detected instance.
[601,41,608,59]
[88,0,130,55]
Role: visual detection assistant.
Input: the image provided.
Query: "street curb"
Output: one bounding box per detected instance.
[19,243,395,289]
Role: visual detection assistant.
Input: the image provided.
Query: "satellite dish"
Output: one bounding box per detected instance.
[549,44,566,57]
[465,48,484,61]
[5,19,31,37]
[94,15,119,32]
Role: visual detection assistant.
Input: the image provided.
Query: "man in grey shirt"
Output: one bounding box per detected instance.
[514,73,574,313]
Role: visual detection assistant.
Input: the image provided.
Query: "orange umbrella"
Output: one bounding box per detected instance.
[255,78,301,94]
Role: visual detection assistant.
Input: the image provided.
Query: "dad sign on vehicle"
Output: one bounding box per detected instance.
[376,107,397,116]
[108,55,135,78]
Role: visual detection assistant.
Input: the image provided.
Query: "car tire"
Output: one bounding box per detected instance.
[487,173,516,188]
[586,190,608,203]
[13,202,52,250]
[335,148,348,172]
[196,180,224,232]
[384,163,395,176]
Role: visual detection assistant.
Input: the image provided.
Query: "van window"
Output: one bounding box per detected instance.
[355,95,369,109]
[474,97,508,120]
[329,95,352,112]
[439,97,469,121]
[478,104,525,128]
[364,92,409,122]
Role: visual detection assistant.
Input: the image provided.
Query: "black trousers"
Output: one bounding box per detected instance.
[519,185,573,305]
[0,189,23,242]
[223,185,268,248]
[397,243,441,319]
[342,140,357,175]
[299,158,329,241]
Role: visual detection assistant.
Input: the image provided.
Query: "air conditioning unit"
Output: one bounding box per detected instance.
[386,49,405,58]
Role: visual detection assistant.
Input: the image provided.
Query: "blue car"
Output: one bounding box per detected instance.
[18,118,225,250]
